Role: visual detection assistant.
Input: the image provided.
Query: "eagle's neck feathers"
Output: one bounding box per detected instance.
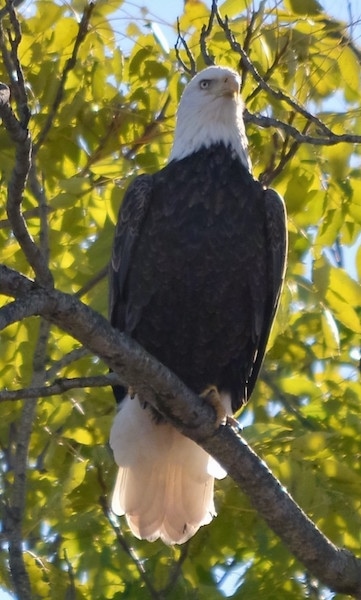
[169,90,251,170]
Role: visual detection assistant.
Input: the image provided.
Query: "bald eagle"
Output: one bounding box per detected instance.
[109,66,287,545]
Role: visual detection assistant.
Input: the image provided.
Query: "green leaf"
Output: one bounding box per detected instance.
[64,460,88,494]
[284,0,322,15]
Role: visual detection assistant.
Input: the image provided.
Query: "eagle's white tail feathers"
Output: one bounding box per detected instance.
[110,394,228,545]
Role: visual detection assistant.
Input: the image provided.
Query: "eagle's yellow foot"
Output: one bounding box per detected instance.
[200,385,227,427]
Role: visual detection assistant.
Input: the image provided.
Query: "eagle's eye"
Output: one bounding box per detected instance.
[199,79,211,89]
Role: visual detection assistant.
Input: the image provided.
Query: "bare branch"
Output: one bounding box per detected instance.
[0,373,124,402]
[45,347,90,381]
[215,8,341,139]
[123,95,172,161]
[74,265,109,298]
[259,116,310,186]
[1,265,361,597]
[63,550,76,600]
[175,19,196,76]
[4,316,50,599]
[34,2,96,152]
[0,17,17,96]
[98,475,162,600]
[161,543,189,595]
[244,109,361,146]
[6,0,29,121]
[238,0,261,91]
[28,165,51,262]
[0,0,26,20]
[0,87,53,287]
[199,0,218,66]
[0,296,39,330]
[0,205,52,230]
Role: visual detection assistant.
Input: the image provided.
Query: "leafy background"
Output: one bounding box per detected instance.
[0,0,360,598]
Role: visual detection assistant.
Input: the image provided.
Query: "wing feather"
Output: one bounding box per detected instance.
[246,187,287,401]
[109,174,153,333]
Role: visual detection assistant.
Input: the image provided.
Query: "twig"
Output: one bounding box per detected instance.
[244,109,361,146]
[34,2,96,152]
[246,34,291,101]
[74,265,109,298]
[63,550,76,600]
[261,372,317,431]
[45,347,90,381]
[0,84,53,287]
[259,116,309,186]
[0,0,26,20]
[216,9,335,138]
[0,205,52,230]
[0,17,17,96]
[199,0,218,66]
[161,543,189,595]
[0,373,125,402]
[5,0,29,125]
[123,95,172,160]
[239,0,264,90]
[28,165,50,262]
[97,474,163,600]
[175,19,196,76]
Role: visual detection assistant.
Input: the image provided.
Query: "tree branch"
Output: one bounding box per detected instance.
[1,265,361,597]
[33,2,96,152]
[45,347,90,381]
[244,109,361,146]
[98,473,162,600]
[175,19,196,76]
[199,0,217,66]
[0,373,124,402]
[0,85,53,287]
[216,9,333,137]
[3,317,50,600]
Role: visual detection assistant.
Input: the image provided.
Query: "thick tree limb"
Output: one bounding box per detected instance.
[3,317,50,600]
[1,265,361,597]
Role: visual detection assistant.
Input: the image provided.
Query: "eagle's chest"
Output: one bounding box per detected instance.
[148,163,264,271]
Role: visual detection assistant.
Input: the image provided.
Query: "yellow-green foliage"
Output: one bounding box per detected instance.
[0,1,360,598]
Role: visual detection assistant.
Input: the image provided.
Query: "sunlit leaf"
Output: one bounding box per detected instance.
[284,0,322,15]
[1,1,361,598]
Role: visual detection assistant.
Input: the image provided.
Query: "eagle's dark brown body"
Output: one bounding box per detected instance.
[109,62,287,546]
[110,143,287,413]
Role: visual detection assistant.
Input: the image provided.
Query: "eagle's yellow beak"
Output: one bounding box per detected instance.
[219,74,240,97]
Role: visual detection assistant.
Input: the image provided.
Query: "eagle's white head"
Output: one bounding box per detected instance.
[169,65,251,170]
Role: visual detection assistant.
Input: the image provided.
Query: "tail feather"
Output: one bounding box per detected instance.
[110,394,224,544]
